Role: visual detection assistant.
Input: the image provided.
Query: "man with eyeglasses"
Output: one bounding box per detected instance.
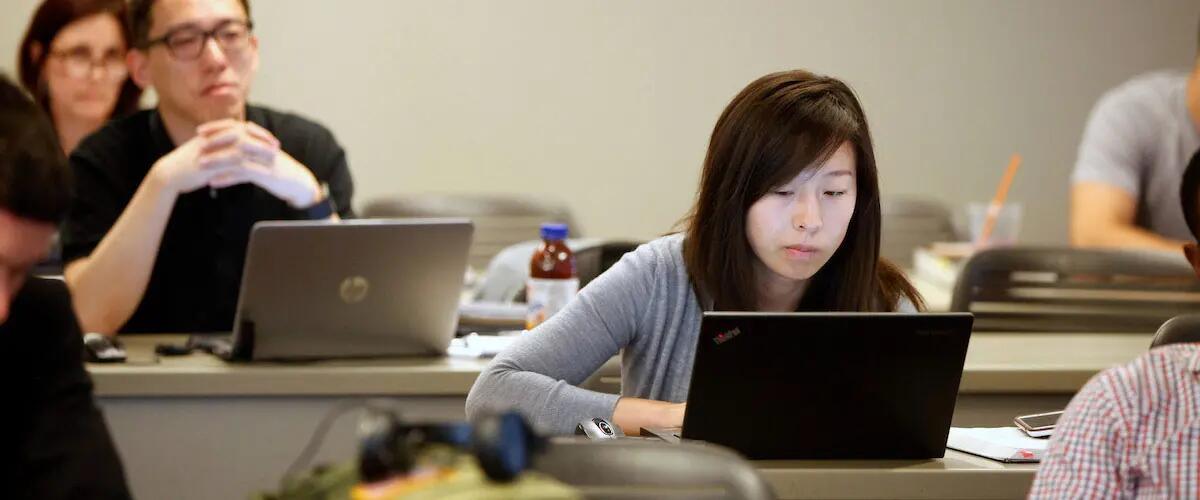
[61,0,355,335]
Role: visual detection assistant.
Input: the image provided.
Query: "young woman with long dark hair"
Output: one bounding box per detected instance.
[467,69,923,435]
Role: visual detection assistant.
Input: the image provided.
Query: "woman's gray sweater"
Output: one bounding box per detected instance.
[464,234,913,434]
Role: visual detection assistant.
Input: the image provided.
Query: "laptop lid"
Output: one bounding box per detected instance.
[682,312,973,460]
[229,218,473,361]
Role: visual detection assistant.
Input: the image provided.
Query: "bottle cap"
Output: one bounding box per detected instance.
[540,223,569,241]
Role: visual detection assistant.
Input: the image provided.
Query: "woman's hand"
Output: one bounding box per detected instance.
[612,397,686,435]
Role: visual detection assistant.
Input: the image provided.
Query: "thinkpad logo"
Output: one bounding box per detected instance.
[713,327,742,345]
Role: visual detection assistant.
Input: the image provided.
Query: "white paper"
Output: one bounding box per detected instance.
[447,332,524,358]
[946,427,1048,463]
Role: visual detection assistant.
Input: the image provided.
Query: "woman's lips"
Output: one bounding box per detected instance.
[784,245,819,259]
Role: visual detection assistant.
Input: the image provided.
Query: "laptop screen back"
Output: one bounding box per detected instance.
[682,312,972,460]
[232,218,473,360]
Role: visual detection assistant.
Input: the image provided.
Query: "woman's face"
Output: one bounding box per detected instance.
[41,13,128,123]
[745,141,858,288]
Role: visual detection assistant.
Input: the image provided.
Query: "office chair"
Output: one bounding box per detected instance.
[880,197,957,268]
[533,439,776,500]
[951,246,1200,332]
[471,238,641,303]
[1151,314,1200,348]
[459,238,640,335]
[360,193,580,271]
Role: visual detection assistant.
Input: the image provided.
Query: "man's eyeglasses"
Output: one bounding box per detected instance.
[141,20,254,61]
[49,47,127,81]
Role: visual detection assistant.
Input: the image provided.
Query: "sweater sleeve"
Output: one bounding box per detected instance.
[465,240,661,435]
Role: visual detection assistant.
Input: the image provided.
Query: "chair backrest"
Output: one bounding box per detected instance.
[951,246,1200,332]
[360,193,579,270]
[1151,314,1200,348]
[472,238,641,303]
[533,439,775,500]
[881,197,956,267]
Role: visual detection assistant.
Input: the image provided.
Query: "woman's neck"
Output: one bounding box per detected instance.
[52,108,105,155]
[753,262,809,312]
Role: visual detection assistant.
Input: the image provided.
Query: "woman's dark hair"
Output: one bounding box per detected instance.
[17,0,142,122]
[683,69,923,312]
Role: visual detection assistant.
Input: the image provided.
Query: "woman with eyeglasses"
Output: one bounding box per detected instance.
[19,0,141,155]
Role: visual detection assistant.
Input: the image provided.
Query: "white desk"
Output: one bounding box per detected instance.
[92,332,1149,500]
[910,271,954,312]
[757,450,1037,499]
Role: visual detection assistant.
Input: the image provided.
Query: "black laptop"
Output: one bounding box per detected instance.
[679,312,973,460]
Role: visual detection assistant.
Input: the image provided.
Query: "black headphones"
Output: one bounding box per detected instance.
[357,409,545,484]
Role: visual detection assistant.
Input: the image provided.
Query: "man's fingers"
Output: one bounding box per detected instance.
[198,149,244,170]
[196,119,243,137]
[238,140,276,167]
[208,174,251,189]
[205,165,251,189]
[243,121,280,148]
[198,129,242,154]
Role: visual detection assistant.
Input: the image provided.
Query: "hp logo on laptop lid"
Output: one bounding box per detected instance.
[339,276,370,304]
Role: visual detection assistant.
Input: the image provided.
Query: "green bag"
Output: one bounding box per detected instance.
[255,445,580,500]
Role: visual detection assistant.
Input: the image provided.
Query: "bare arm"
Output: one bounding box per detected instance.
[612,398,685,434]
[1070,182,1186,253]
[65,120,327,334]
[466,242,665,435]
[65,122,247,334]
[64,173,177,335]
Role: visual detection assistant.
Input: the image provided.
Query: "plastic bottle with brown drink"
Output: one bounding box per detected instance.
[526,223,578,330]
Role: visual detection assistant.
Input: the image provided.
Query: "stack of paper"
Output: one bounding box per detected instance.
[946,427,1048,463]
[447,332,523,358]
[912,244,972,288]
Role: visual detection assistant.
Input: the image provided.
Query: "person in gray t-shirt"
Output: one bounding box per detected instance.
[466,70,923,436]
[1070,50,1200,252]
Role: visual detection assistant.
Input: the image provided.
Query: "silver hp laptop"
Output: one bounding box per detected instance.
[214,218,473,361]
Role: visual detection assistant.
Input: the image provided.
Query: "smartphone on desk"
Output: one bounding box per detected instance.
[1014,410,1063,438]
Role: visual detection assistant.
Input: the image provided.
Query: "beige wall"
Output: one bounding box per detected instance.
[3,0,1197,244]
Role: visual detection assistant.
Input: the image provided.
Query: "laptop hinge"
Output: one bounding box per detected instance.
[230,319,256,361]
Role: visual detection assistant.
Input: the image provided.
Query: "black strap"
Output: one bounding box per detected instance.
[300,183,336,220]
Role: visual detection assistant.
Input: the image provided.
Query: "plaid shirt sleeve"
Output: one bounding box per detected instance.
[1028,371,1130,499]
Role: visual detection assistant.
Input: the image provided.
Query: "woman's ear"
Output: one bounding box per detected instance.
[29,41,43,65]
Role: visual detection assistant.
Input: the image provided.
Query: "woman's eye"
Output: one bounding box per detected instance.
[824,190,847,197]
[774,191,793,197]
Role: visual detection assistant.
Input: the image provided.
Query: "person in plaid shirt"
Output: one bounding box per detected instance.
[1028,149,1200,498]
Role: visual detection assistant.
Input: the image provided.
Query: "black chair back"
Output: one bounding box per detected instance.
[951,247,1200,332]
[1151,314,1200,348]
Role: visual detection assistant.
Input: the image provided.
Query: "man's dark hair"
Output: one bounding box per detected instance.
[129,0,252,47]
[1181,149,1200,240]
[0,75,72,224]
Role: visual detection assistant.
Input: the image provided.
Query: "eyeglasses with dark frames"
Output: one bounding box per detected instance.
[140,19,254,61]
[49,46,127,80]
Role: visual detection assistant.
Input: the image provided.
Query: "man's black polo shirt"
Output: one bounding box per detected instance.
[5,278,131,499]
[61,106,355,333]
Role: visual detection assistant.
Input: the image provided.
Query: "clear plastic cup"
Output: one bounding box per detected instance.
[966,202,1022,247]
